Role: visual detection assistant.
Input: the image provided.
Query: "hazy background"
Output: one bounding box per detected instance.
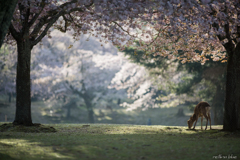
[0,30,226,126]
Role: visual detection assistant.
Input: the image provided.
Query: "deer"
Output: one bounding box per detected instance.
[187,101,212,130]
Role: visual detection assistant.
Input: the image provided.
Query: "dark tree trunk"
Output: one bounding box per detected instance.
[212,85,224,125]
[235,44,240,130]
[8,93,12,103]
[223,42,240,131]
[117,98,121,105]
[13,39,33,126]
[0,0,18,47]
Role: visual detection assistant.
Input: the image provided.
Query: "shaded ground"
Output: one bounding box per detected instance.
[0,123,56,133]
[0,123,239,160]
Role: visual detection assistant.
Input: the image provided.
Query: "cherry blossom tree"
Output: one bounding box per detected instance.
[3,0,152,126]
[31,30,128,123]
[132,0,240,131]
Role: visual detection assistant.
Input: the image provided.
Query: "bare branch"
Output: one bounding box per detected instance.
[111,21,132,37]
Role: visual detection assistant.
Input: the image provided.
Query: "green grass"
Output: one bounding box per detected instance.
[0,123,239,160]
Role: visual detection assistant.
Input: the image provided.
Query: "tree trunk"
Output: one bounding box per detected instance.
[223,42,240,131]
[85,100,94,123]
[74,82,95,123]
[0,0,18,47]
[88,109,94,123]
[8,93,12,103]
[13,39,33,126]
[212,85,224,125]
[66,106,71,119]
[176,108,184,117]
[235,44,240,130]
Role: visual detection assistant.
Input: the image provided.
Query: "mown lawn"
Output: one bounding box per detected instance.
[0,123,239,160]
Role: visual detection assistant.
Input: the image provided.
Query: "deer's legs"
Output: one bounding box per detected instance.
[201,117,203,130]
[208,113,212,129]
[203,113,209,130]
[193,117,198,129]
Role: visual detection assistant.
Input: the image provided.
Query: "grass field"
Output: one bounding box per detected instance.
[0,98,194,126]
[0,123,239,160]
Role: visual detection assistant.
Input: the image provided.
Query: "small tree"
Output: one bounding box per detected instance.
[30,30,128,123]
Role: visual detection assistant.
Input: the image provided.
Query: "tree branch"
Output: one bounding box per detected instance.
[9,23,20,41]
[30,0,94,46]
[23,5,31,33]
[28,0,47,28]
[66,81,84,97]
[56,15,69,33]
[68,13,83,29]
[31,11,64,46]
[111,21,132,36]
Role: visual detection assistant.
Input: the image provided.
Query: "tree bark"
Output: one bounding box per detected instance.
[13,39,33,126]
[212,85,224,125]
[235,44,240,130]
[223,42,240,131]
[0,0,18,47]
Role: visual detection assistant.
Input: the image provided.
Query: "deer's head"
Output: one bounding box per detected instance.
[187,117,194,129]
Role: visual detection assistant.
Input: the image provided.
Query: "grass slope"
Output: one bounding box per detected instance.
[0,123,239,160]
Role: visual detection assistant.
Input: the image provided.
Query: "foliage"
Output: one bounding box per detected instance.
[116,45,182,111]
[135,1,239,64]
[176,58,226,96]
[122,45,170,70]
[123,42,227,124]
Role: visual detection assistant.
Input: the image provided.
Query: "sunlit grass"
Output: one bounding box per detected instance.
[0,138,71,159]
[0,123,239,160]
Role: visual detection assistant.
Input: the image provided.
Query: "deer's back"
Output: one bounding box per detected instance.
[194,101,211,117]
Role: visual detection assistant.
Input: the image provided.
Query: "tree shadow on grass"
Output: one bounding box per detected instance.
[0,123,57,133]
[0,153,18,160]
[0,124,239,160]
